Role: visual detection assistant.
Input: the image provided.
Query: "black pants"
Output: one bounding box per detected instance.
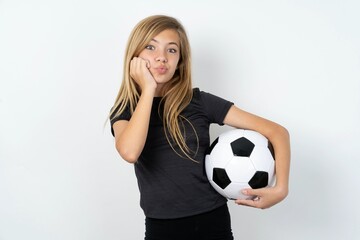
[145,204,234,240]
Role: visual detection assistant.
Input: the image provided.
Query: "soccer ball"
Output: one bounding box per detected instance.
[205,129,275,200]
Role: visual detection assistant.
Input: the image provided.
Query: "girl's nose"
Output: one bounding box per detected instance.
[156,52,168,63]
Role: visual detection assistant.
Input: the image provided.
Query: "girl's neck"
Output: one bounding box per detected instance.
[154,84,165,97]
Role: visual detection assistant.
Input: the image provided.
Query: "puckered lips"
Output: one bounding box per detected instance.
[153,65,168,74]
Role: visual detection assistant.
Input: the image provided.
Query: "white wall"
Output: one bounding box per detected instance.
[1,0,359,239]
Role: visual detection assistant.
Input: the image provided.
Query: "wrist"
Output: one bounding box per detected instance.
[141,86,156,98]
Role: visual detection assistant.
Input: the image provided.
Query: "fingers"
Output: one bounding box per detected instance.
[235,188,267,209]
[235,198,261,208]
[145,59,150,69]
[130,57,156,91]
[130,57,150,80]
[235,189,261,207]
[241,188,259,197]
[234,186,286,209]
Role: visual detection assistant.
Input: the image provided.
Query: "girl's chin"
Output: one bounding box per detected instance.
[154,77,171,85]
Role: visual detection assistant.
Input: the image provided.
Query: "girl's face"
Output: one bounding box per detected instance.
[138,29,180,90]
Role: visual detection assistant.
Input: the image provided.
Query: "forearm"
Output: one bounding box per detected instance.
[115,90,154,163]
[269,125,291,196]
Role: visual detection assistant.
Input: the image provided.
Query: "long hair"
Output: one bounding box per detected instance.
[110,15,198,161]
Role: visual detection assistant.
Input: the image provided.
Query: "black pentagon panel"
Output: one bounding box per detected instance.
[248,171,269,189]
[230,137,255,157]
[268,141,275,160]
[213,168,231,189]
[207,137,219,155]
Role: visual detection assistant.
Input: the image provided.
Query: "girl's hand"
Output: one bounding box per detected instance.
[235,185,288,209]
[130,57,157,94]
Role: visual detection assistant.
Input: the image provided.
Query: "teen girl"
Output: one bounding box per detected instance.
[110,15,290,240]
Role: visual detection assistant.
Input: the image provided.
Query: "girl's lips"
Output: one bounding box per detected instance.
[154,67,167,74]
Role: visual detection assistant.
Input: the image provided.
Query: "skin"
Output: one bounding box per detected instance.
[132,29,180,97]
[113,29,290,209]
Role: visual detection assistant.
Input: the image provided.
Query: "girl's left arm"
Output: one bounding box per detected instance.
[223,105,291,209]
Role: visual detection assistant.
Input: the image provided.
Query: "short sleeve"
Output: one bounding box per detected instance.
[110,104,131,137]
[199,90,234,125]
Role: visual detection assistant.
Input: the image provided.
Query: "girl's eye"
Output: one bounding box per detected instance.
[168,48,177,54]
[145,45,155,50]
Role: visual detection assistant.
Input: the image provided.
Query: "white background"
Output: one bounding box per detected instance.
[1,0,359,239]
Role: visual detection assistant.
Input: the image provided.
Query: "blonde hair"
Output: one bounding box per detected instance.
[110,15,198,161]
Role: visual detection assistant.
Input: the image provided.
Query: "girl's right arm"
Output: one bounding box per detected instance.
[113,57,157,163]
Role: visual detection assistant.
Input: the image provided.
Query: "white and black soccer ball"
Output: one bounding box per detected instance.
[205,129,276,200]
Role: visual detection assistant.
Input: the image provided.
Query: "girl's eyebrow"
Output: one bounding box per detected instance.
[151,38,179,47]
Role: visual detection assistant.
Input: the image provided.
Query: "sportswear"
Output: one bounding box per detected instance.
[110,88,233,219]
[145,204,234,240]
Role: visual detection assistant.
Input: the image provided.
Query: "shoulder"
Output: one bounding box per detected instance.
[192,87,201,98]
[192,88,231,105]
[190,88,207,107]
[191,87,214,101]
[190,88,234,124]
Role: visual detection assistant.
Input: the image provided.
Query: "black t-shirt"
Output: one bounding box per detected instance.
[111,88,233,219]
